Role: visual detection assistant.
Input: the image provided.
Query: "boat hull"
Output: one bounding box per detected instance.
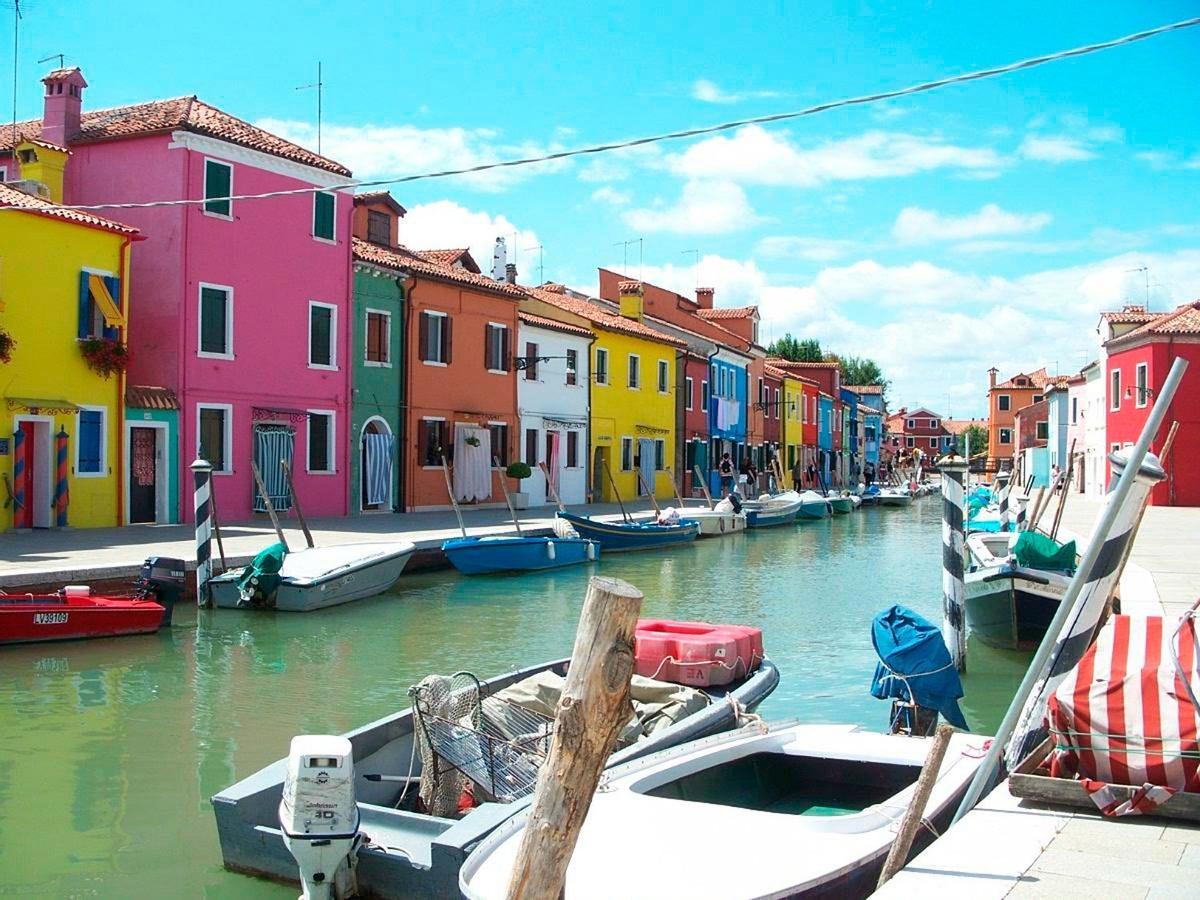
[442,535,598,575]
[797,500,830,519]
[828,497,853,515]
[556,512,699,552]
[964,566,1070,650]
[0,596,165,645]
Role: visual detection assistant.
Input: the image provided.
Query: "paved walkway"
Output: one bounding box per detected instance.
[0,501,657,588]
[876,496,1200,898]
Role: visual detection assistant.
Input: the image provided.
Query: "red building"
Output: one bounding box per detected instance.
[1104,300,1200,506]
[761,364,783,471]
[884,406,954,464]
[1013,398,1049,458]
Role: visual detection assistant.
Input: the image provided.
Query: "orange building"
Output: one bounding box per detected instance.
[986,366,1050,472]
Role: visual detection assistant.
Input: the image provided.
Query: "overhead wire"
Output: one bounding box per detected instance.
[8,15,1200,213]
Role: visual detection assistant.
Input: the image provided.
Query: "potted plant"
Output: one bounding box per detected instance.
[505,461,532,509]
[0,328,14,364]
[79,338,129,379]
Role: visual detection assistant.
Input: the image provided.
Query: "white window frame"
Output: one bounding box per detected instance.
[312,190,337,244]
[74,404,108,478]
[929,437,937,449]
[364,307,391,368]
[999,428,1012,445]
[306,408,337,474]
[628,353,640,390]
[422,309,449,367]
[487,420,509,468]
[202,158,234,220]
[997,394,1011,412]
[197,282,234,360]
[594,347,609,386]
[657,359,670,394]
[774,388,780,419]
[906,418,915,430]
[421,416,448,469]
[929,419,939,429]
[906,436,915,448]
[620,436,634,471]
[1110,369,1121,411]
[196,402,234,474]
[701,380,709,413]
[685,377,694,411]
[307,301,338,370]
[565,348,579,386]
[654,438,666,470]
[1135,363,1148,408]
[486,322,508,375]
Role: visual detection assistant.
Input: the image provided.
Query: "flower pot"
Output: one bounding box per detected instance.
[510,491,530,510]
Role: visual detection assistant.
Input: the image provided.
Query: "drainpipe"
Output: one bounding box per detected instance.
[396,273,409,512]
[586,331,598,502]
[115,232,144,526]
[402,276,415,512]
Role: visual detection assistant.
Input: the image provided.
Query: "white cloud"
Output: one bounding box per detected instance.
[668,125,1006,187]
[1137,149,1200,171]
[399,201,540,279]
[624,180,760,234]
[590,186,631,207]
[1019,135,1095,162]
[755,235,859,262]
[691,79,781,104]
[892,204,1052,244]
[255,118,568,191]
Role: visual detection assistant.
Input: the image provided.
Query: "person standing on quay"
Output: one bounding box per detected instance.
[718,453,735,496]
[792,457,803,492]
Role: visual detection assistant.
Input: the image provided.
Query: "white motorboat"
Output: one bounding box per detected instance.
[634,504,747,537]
[964,530,1074,650]
[878,487,913,507]
[209,541,416,612]
[460,723,987,900]
[797,490,832,519]
[740,490,804,528]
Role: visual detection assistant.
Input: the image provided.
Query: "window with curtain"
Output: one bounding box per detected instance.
[565,349,578,385]
[485,324,509,372]
[419,311,451,363]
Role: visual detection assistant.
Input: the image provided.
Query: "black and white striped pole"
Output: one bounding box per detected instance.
[954,356,1186,824]
[996,470,1012,532]
[938,451,968,673]
[191,458,214,608]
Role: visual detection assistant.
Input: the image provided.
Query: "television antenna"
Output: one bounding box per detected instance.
[613,237,643,277]
[524,243,544,284]
[36,51,62,69]
[1125,264,1149,308]
[295,61,324,155]
[6,0,25,141]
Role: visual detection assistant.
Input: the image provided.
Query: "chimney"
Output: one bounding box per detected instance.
[988,366,998,389]
[505,262,517,285]
[695,286,714,309]
[618,280,644,321]
[13,141,69,203]
[491,236,507,282]
[40,68,87,148]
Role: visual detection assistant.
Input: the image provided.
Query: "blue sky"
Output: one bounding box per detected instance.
[16,1,1200,415]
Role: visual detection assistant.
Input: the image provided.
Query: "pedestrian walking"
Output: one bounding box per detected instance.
[718,452,735,496]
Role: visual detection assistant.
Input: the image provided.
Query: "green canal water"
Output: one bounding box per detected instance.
[0,500,1028,897]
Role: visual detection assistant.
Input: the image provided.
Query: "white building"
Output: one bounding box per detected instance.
[516,312,592,506]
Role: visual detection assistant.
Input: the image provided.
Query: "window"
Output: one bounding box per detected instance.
[308,302,336,369]
[203,159,232,217]
[906,419,915,430]
[75,406,106,476]
[420,311,451,364]
[489,423,509,466]
[565,349,578,386]
[657,360,669,393]
[1071,397,1078,423]
[929,438,937,449]
[620,437,634,471]
[774,389,780,419]
[654,439,665,470]
[929,419,939,429]
[567,431,579,468]
[906,437,915,448]
[198,284,232,358]
[595,348,609,385]
[998,395,1011,412]
[628,354,640,389]
[999,428,1012,445]
[1110,369,1121,411]
[1032,394,1043,405]
[758,378,765,406]
[366,209,390,245]
[365,310,390,365]
[197,404,232,473]
[701,380,709,413]
[685,377,694,411]
[524,428,538,467]
[312,191,337,241]
[1135,363,1148,408]
[419,418,448,467]
[77,271,120,341]
[485,324,509,373]
[307,411,335,473]
[1036,421,1049,441]
[523,341,538,380]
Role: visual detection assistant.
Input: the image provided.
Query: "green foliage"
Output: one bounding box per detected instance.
[768,334,824,361]
[838,355,887,389]
[506,461,533,480]
[956,424,989,457]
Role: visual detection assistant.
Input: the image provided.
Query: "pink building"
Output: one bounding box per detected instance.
[2,68,355,522]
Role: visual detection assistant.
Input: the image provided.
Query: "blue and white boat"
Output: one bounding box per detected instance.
[442,535,599,576]
[797,490,833,519]
[740,490,804,528]
[555,511,699,552]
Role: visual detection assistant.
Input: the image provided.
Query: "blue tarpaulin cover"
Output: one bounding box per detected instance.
[870,604,968,729]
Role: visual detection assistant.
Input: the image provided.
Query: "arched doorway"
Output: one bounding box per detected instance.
[360,417,394,512]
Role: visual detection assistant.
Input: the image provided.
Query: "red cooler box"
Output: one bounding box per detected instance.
[634,619,764,687]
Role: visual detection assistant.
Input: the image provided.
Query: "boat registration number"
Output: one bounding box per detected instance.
[34,612,69,625]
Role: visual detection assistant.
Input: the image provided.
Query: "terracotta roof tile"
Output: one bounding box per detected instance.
[0,182,139,234]
[695,306,758,320]
[1111,301,1200,342]
[848,384,885,395]
[767,358,840,370]
[1100,307,1157,325]
[352,237,523,298]
[524,286,685,347]
[125,385,179,410]
[993,367,1050,390]
[1,97,351,175]
[518,311,594,339]
[764,364,788,379]
[354,191,407,215]
[420,248,481,272]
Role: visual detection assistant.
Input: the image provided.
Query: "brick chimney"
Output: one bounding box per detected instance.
[505,262,517,284]
[41,68,87,148]
[695,286,714,309]
[988,366,998,389]
[618,280,644,320]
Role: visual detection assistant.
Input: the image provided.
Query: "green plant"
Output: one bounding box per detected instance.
[505,461,532,480]
[464,435,481,447]
[0,328,14,364]
[79,338,129,378]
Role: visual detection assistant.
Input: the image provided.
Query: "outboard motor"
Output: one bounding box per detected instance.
[135,557,186,627]
[726,492,743,514]
[280,735,361,900]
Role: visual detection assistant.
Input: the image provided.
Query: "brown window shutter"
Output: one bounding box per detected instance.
[443,315,453,363]
[419,312,430,361]
[484,324,494,370]
[501,326,510,372]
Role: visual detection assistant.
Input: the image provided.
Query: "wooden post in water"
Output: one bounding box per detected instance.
[504,576,642,900]
[251,461,289,552]
[495,455,523,536]
[638,470,662,515]
[440,455,468,538]
[280,459,315,548]
[693,465,716,509]
[664,467,687,508]
[1049,440,1077,541]
[876,724,954,888]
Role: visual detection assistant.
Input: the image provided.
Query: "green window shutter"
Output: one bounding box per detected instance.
[308,414,330,471]
[200,288,228,354]
[310,306,332,366]
[314,192,335,240]
[204,160,232,216]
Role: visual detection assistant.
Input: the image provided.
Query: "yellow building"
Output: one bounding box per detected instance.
[522,282,684,502]
[779,370,806,477]
[0,143,139,531]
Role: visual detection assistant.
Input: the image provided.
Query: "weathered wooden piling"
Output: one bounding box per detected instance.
[190,458,214,608]
[938,452,968,673]
[877,723,955,888]
[504,576,643,900]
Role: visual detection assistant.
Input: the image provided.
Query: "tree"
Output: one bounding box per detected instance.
[956,424,988,458]
[837,355,889,390]
[767,333,824,361]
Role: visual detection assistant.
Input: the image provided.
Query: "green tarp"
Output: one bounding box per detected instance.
[1013,530,1076,573]
[236,542,288,605]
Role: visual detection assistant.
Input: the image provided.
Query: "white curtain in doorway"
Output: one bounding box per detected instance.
[547,431,561,493]
[453,426,492,502]
[363,432,394,506]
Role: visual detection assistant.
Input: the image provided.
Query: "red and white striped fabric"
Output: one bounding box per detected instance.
[1048,614,1200,814]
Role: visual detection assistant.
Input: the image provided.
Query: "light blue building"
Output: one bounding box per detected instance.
[840,387,860,484]
[709,351,748,490]
[817,393,834,484]
[1044,382,1071,476]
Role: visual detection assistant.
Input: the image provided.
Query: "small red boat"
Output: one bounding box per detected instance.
[0,557,185,646]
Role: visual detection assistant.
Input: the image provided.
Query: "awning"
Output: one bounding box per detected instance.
[6,397,80,414]
[89,274,126,329]
[126,385,179,411]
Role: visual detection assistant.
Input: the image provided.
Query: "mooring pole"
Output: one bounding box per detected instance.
[995,469,1012,532]
[877,723,955,888]
[938,451,968,673]
[191,458,214,608]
